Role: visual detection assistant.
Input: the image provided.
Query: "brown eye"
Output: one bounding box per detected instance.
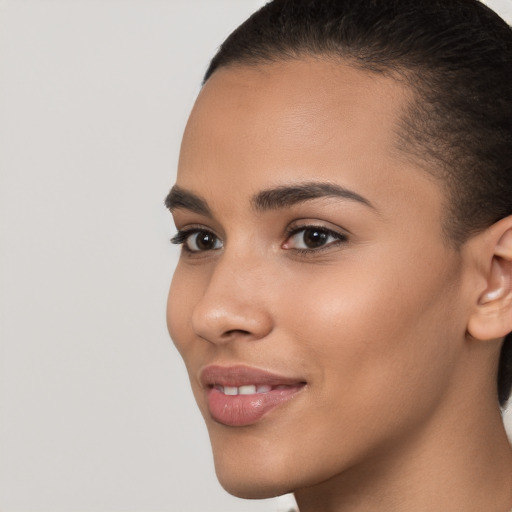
[169,229,223,252]
[284,226,347,251]
[185,231,222,252]
[302,228,330,248]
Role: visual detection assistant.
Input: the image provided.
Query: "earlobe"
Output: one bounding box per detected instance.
[467,217,512,341]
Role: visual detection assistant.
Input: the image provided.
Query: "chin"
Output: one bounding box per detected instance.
[216,468,294,500]
[209,433,298,500]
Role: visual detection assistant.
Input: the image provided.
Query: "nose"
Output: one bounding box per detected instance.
[191,254,274,345]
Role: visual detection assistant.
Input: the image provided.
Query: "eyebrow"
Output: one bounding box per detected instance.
[251,182,375,212]
[164,181,375,216]
[164,186,212,216]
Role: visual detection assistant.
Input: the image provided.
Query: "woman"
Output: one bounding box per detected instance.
[165,0,512,510]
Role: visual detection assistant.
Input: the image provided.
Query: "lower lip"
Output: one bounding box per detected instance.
[206,386,304,427]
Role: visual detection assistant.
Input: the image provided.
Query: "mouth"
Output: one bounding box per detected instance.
[212,383,292,395]
[200,365,306,427]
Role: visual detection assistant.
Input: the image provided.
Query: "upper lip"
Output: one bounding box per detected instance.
[199,364,306,388]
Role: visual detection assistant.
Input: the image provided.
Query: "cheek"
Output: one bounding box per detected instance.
[279,250,464,415]
[166,264,200,359]
[238,256,465,488]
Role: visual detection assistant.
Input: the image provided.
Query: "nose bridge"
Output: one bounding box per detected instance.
[191,247,273,344]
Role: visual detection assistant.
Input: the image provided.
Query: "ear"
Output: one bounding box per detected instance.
[467,216,512,341]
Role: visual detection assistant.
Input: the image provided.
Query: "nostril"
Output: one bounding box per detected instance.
[222,329,252,338]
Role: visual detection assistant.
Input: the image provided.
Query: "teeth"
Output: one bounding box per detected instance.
[238,385,256,395]
[216,384,275,395]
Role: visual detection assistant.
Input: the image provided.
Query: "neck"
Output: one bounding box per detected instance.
[294,399,512,512]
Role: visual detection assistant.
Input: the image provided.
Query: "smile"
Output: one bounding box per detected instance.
[200,365,306,427]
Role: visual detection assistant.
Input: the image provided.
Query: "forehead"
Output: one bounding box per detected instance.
[177,58,442,223]
[181,59,411,159]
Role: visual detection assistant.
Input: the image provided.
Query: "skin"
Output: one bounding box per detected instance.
[167,58,512,512]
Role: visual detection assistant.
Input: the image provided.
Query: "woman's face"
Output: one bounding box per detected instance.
[167,59,471,498]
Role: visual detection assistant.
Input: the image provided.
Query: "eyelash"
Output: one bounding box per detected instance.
[170,228,221,253]
[284,225,348,254]
[171,224,348,255]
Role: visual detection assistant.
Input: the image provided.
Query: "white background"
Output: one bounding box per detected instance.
[1,1,511,511]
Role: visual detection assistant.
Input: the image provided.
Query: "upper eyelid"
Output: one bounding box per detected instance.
[285,221,350,238]
[287,224,344,235]
[173,224,219,235]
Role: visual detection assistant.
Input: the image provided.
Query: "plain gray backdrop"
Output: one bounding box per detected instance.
[1,1,511,511]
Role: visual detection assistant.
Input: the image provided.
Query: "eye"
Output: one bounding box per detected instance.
[171,229,223,253]
[283,226,347,251]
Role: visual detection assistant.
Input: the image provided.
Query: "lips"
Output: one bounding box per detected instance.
[200,365,306,427]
